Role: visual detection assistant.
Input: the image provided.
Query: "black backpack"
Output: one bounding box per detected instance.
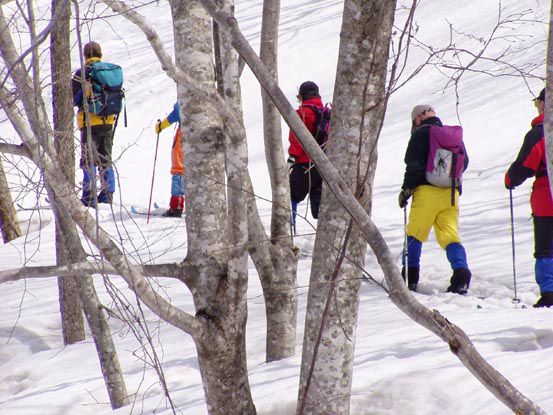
[304,104,332,148]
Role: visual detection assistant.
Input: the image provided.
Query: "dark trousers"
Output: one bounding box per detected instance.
[80,124,114,169]
[534,216,553,258]
[80,124,115,202]
[290,163,322,219]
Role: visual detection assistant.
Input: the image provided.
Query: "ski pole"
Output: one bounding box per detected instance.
[403,205,408,287]
[509,189,520,303]
[147,122,161,224]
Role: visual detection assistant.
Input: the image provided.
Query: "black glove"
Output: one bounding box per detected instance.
[398,188,413,208]
[287,156,296,171]
[505,181,516,190]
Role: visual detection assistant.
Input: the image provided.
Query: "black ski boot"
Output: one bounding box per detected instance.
[81,190,97,208]
[401,266,420,291]
[447,268,471,295]
[162,209,183,218]
[97,190,113,204]
[533,292,553,308]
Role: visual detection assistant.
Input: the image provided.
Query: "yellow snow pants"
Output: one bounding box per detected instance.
[407,185,461,249]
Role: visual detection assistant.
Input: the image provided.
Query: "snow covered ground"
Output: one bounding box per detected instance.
[1,0,552,414]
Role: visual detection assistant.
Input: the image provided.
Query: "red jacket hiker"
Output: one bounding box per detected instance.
[288,81,325,225]
[505,88,553,308]
[505,113,553,216]
[288,97,324,164]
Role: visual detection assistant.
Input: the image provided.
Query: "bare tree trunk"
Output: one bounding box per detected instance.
[170,1,256,412]
[77,275,129,408]
[255,0,299,362]
[544,0,553,197]
[50,0,85,345]
[0,158,21,243]
[216,0,299,363]
[298,1,395,413]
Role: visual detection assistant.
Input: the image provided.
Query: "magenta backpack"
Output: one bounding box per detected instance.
[425,125,465,204]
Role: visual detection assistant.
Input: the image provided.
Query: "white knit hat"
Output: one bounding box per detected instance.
[410,104,435,121]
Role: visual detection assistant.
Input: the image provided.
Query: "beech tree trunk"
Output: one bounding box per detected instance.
[255,0,299,362]
[297,1,396,413]
[170,1,256,413]
[0,159,21,243]
[50,0,86,346]
[216,0,299,363]
[544,0,553,197]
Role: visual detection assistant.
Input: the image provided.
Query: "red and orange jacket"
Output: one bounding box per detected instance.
[170,128,184,176]
[288,97,324,164]
[505,114,553,216]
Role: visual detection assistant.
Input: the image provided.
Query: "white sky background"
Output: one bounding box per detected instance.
[0,0,552,414]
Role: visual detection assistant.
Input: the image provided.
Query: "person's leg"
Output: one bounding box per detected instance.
[81,166,97,207]
[290,164,309,223]
[533,216,553,307]
[96,125,115,203]
[401,236,422,290]
[290,199,298,233]
[404,186,441,289]
[164,174,185,217]
[308,166,323,219]
[434,189,471,294]
[80,128,98,207]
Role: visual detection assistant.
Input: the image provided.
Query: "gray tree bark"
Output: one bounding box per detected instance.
[0,158,21,243]
[169,1,256,413]
[298,1,396,413]
[216,0,298,363]
[50,0,86,346]
[544,0,553,198]
[255,0,299,362]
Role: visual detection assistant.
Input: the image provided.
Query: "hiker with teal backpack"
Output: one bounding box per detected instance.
[72,41,124,207]
[155,102,185,218]
[398,104,471,294]
[287,81,331,233]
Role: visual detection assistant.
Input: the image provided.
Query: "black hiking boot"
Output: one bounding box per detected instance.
[162,209,183,218]
[533,292,553,308]
[81,191,97,209]
[401,266,420,292]
[447,268,471,295]
[97,190,113,204]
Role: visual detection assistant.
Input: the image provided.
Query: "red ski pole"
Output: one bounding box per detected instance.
[147,121,161,223]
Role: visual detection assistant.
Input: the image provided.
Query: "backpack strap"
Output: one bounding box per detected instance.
[301,104,321,133]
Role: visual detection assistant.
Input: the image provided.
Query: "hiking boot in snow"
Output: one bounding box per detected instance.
[97,190,113,204]
[81,198,97,208]
[81,190,97,208]
[162,208,182,218]
[447,268,471,295]
[533,292,553,308]
[401,266,419,292]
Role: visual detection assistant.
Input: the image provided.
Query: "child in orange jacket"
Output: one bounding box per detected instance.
[155,102,185,217]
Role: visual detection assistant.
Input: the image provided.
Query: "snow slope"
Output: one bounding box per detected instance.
[1,0,552,414]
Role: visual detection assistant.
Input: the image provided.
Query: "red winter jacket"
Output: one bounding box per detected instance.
[288,97,324,164]
[505,114,553,216]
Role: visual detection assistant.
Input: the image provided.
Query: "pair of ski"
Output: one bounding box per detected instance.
[17,202,174,218]
[130,203,185,218]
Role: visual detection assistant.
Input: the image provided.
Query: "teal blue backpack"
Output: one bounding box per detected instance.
[88,61,124,117]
